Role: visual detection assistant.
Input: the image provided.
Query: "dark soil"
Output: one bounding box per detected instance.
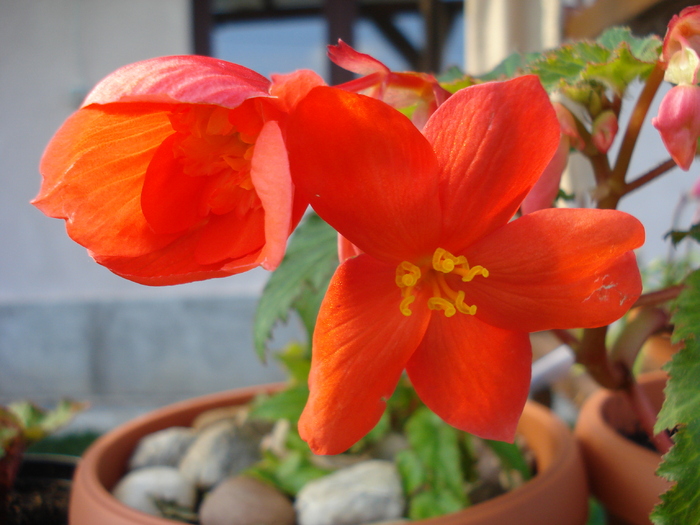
[4,477,71,525]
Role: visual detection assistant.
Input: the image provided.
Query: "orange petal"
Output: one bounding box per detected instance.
[95,231,260,286]
[249,120,295,270]
[287,87,442,263]
[422,76,560,250]
[194,208,265,265]
[140,133,207,234]
[83,55,271,108]
[269,70,326,113]
[327,40,390,76]
[406,313,531,442]
[299,254,431,454]
[34,104,178,257]
[464,208,644,332]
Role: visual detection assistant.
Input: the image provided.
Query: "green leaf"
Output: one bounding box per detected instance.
[525,28,661,96]
[253,212,338,360]
[274,342,311,384]
[652,269,700,524]
[395,449,426,494]
[249,384,309,424]
[666,223,700,247]
[7,400,86,445]
[484,439,532,482]
[408,489,466,520]
[401,407,468,516]
[597,27,661,63]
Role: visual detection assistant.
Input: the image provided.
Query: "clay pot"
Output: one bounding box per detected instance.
[575,371,673,525]
[70,384,588,525]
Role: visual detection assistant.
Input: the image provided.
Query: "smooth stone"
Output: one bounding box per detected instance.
[192,405,247,430]
[128,426,197,469]
[199,475,296,525]
[295,460,405,525]
[179,419,261,489]
[371,432,410,461]
[112,466,196,517]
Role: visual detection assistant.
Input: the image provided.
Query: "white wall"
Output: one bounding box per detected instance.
[0,1,288,408]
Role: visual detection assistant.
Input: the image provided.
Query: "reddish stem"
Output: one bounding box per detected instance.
[626,378,674,454]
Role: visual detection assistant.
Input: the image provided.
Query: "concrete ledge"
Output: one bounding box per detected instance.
[0,296,299,406]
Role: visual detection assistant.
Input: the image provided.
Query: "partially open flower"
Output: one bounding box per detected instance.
[663,5,700,85]
[652,83,700,170]
[34,56,322,285]
[328,40,451,129]
[591,110,619,154]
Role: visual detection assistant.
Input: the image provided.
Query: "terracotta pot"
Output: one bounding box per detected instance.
[637,334,681,374]
[70,384,588,525]
[575,371,673,525]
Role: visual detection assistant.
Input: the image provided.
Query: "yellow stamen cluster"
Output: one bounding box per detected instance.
[396,248,489,317]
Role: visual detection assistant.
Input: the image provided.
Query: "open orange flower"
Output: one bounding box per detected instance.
[286,76,644,454]
[34,56,322,285]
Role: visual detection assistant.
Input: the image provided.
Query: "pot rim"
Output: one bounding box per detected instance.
[72,384,586,525]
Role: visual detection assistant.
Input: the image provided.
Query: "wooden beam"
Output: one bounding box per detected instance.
[192,0,212,56]
[565,0,662,39]
[325,0,358,84]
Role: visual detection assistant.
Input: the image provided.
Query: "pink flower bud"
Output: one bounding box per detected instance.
[652,84,700,170]
[591,110,619,154]
[553,103,585,150]
[663,5,700,84]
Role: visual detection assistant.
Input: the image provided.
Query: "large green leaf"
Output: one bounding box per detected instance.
[399,407,469,519]
[253,212,338,360]
[652,269,700,525]
[525,27,661,95]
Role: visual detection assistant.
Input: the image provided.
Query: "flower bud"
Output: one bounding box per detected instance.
[652,84,700,170]
[591,110,619,154]
[553,102,585,151]
[663,5,700,84]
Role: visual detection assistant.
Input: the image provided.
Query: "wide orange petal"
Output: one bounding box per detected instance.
[422,76,560,250]
[194,208,265,265]
[83,55,271,108]
[34,103,178,257]
[299,254,431,454]
[464,208,644,332]
[287,86,442,263]
[95,230,260,286]
[406,313,531,442]
[140,133,207,234]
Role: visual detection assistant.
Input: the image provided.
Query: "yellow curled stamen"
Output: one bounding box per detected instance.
[453,265,489,282]
[454,290,477,315]
[400,295,416,316]
[432,248,467,273]
[427,297,457,317]
[396,262,422,316]
[394,249,487,318]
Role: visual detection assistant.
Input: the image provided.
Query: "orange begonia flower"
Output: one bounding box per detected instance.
[286,76,644,455]
[34,56,322,285]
